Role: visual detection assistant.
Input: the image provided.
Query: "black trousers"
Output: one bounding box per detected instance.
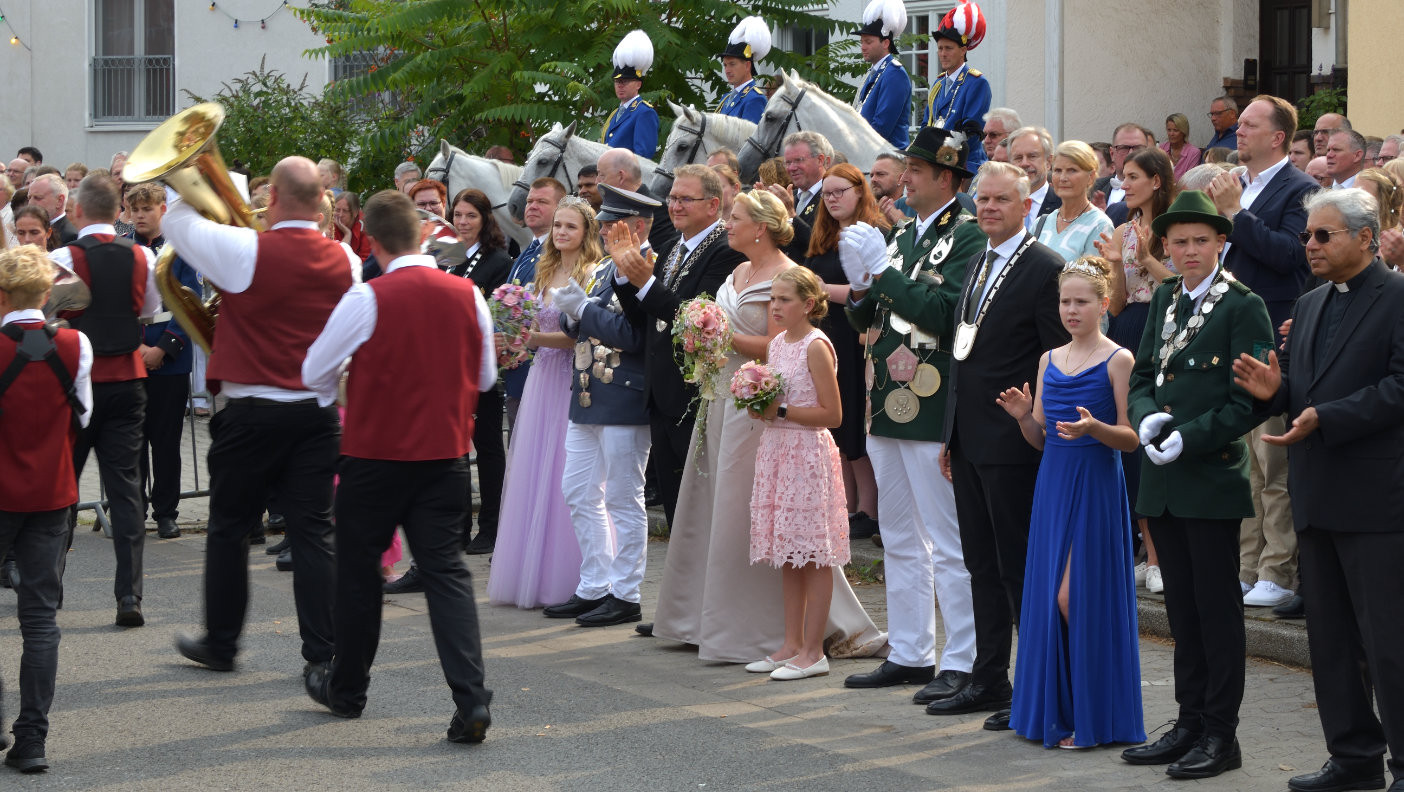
[949,446,1038,688]
[1299,527,1404,779]
[140,373,190,521]
[0,508,68,739]
[469,384,506,542]
[649,409,695,529]
[328,456,492,715]
[71,379,147,602]
[204,399,338,663]
[1149,513,1245,741]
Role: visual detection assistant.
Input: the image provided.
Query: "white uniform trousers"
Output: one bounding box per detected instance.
[868,434,976,671]
[561,422,652,602]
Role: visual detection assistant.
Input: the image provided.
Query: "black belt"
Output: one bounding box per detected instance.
[226,396,320,407]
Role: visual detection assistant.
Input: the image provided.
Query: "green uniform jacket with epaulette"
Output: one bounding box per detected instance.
[845,203,987,442]
[1127,273,1273,520]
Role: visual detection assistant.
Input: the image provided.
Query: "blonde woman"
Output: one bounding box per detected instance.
[488,197,605,608]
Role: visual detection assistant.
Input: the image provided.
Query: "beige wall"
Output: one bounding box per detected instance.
[1347,0,1403,136]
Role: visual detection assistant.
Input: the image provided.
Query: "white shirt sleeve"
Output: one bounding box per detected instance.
[302,283,377,407]
[341,241,363,284]
[75,331,94,428]
[159,189,259,293]
[475,287,498,391]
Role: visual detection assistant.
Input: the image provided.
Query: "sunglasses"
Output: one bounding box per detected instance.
[1298,228,1350,245]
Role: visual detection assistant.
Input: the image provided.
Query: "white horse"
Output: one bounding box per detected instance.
[648,101,757,196]
[736,69,897,183]
[424,139,532,251]
[507,122,658,223]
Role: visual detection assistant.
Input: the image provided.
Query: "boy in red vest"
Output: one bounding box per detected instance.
[0,245,94,773]
[301,190,495,743]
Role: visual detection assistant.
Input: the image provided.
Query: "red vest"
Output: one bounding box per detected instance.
[67,235,147,383]
[209,228,353,390]
[341,266,483,461]
[0,323,82,511]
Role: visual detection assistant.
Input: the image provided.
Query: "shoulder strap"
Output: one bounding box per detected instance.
[0,324,84,421]
[1032,212,1050,238]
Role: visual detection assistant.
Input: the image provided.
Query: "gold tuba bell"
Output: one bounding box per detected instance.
[123,102,255,353]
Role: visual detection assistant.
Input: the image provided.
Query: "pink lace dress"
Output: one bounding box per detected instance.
[750,328,850,568]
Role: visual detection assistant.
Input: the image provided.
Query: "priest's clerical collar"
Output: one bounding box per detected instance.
[1333,261,1375,293]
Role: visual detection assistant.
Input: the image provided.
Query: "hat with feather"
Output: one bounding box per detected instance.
[934,0,987,50]
[612,30,654,82]
[718,16,772,65]
[856,0,907,43]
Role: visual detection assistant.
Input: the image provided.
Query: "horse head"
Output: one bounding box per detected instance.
[508,122,571,223]
[738,69,807,183]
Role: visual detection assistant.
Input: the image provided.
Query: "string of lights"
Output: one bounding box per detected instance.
[208,0,290,30]
[0,5,33,50]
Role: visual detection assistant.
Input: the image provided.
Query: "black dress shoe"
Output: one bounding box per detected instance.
[848,512,880,540]
[844,660,936,689]
[913,669,972,704]
[1274,593,1306,619]
[635,622,654,637]
[383,566,425,594]
[463,533,496,555]
[447,704,491,743]
[156,518,181,539]
[543,594,607,619]
[0,559,17,589]
[1121,723,1201,765]
[4,735,48,773]
[175,632,235,672]
[1288,760,1386,792]
[576,595,642,627]
[275,548,293,572]
[116,596,145,627]
[923,681,1012,714]
[983,707,1012,731]
[304,662,361,718]
[264,536,290,555]
[265,513,287,533]
[1166,735,1242,779]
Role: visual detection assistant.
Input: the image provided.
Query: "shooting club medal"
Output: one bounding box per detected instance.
[883,344,920,423]
[953,235,1035,362]
[911,364,941,397]
[953,322,977,361]
[1156,272,1232,387]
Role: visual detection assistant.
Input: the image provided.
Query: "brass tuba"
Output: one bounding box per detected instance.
[123,102,255,353]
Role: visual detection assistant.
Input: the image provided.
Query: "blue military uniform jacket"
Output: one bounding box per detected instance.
[602,96,660,159]
[127,233,199,376]
[857,55,912,149]
[562,259,649,425]
[922,63,991,168]
[717,79,766,123]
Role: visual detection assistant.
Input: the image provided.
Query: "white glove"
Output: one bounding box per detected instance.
[837,227,870,291]
[1138,411,1173,446]
[1145,430,1184,466]
[852,221,891,280]
[551,278,589,321]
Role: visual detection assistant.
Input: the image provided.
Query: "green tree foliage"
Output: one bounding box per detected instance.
[1296,87,1347,132]
[295,0,861,170]
[184,56,355,180]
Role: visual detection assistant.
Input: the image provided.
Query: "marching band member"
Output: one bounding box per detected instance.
[854,0,913,149]
[923,0,992,170]
[603,30,661,159]
[716,16,771,124]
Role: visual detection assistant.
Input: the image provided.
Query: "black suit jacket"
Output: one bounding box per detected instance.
[1223,161,1319,330]
[616,228,744,419]
[636,184,680,262]
[1036,190,1062,218]
[1264,260,1404,532]
[944,234,1070,465]
[784,186,822,261]
[53,215,79,246]
[450,246,513,296]
[1105,201,1129,227]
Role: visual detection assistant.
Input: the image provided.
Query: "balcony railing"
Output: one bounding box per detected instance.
[92,55,174,123]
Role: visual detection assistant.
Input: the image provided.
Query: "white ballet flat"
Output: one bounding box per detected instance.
[745,655,797,674]
[770,656,829,681]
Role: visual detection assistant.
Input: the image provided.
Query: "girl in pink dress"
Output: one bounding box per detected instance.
[746,267,849,682]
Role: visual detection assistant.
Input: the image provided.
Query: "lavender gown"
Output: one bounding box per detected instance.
[486,305,585,608]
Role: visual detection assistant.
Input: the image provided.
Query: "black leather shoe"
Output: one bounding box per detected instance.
[844,661,936,689]
[275,548,293,572]
[175,632,235,672]
[156,518,181,539]
[543,594,607,619]
[576,595,642,627]
[848,512,880,540]
[383,566,425,594]
[264,536,290,555]
[923,681,1012,714]
[463,533,496,555]
[0,559,17,589]
[4,736,48,773]
[913,670,972,704]
[1274,593,1306,619]
[304,662,361,718]
[1121,723,1201,765]
[116,596,145,627]
[1287,760,1386,792]
[447,704,491,743]
[1166,736,1242,779]
[265,513,286,533]
[635,622,654,637]
[982,707,1012,731]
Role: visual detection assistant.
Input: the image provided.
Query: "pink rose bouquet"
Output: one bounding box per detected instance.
[489,282,539,369]
[730,361,785,415]
[672,296,732,399]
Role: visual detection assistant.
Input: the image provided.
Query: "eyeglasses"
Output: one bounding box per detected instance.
[1206,109,1230,118]
[1298,227,1351,245]
[783,155,817,167]
[1110,144,1145,154]
[821,185,854,200]
[665,195,709,207]
[983,130,1005,140]
[415,201,442,210]
[1314,127,1340,137]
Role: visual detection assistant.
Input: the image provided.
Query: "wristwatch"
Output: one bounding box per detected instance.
[776,402,788,420]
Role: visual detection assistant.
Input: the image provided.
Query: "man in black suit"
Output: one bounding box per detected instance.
[26,175,78,245]
[1007,127,1060,232]
[926,161,1069,728]
[761,131,830,261]
[1207,94,1320,612]
[1234,188,1404,792]
[597,148,679,259]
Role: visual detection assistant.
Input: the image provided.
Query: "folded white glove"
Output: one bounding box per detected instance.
[1138,411,1173,446]
[837,228,870,291]
[551,278,589,321]
[1145,430,1184,465]
[850,221,891,281]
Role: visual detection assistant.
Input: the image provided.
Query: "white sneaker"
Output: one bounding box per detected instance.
[1146,565,1164,593]
[1243,579,1293,607]
[1241,580,1252,596]
[1134,562,1148,587]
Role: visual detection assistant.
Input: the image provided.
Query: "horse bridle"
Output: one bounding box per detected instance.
[510,134,575,198]
[741,85,808,163]
[653,112,710,192]
[429,148,511,212]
